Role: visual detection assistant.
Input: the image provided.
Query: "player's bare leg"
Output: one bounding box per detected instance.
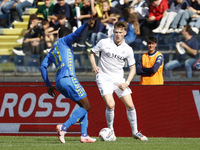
[120,94,148,141]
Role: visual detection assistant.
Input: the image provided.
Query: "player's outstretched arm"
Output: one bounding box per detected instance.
[64,19,94,44]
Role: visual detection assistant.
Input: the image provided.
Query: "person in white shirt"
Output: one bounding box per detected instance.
[89,21,148,141]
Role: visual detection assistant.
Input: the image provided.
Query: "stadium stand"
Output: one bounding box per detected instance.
[0,1,42,72]
[0,0,199,81]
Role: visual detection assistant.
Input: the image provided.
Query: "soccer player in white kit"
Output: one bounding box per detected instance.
[89,21,148,141]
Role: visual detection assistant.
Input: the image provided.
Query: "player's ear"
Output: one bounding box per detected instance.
[124,30,127,36]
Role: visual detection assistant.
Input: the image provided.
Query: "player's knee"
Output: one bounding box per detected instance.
[107,103,115,110]
[126,105,134,110]
[84,104,91,112]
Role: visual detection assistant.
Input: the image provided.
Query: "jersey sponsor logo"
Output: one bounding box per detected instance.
[105,52,125,60]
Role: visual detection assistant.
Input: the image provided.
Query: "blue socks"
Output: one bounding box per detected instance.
[62,107,88,136]
[80,113,88,137]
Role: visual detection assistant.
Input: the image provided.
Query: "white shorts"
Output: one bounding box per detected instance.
[96,74,132,98]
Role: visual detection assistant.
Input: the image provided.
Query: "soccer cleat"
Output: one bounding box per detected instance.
[56,124,67,144]
[111,131,117,141]
[133,132,148,141]
[80,136,96,143]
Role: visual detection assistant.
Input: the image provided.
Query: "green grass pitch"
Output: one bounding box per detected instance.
[0,136,200,150]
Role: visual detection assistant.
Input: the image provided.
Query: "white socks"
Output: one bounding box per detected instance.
[127,107,138,135]
[105,107,138,135]
[105,108,114,130]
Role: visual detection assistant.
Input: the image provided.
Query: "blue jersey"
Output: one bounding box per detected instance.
[40,23,87,87]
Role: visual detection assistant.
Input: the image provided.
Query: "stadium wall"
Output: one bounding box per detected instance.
[0,82,200,138]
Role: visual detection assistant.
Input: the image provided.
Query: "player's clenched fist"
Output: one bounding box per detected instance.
[92,66,99,74]
[118,82,128,91]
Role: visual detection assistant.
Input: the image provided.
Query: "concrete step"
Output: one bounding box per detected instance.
[22,15,30,22]
[0,42,22,49]
[23,8,37,15]
[0,49,13,55]
[13,22,28,29]
[0,28,26,35]
[37,14,44,18]
[0,35,22,42]
[38,2,45,6]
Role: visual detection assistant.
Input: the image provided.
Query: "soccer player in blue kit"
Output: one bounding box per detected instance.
[40,20,96,143]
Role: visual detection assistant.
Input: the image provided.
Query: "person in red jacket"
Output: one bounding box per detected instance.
[140,0,169,42]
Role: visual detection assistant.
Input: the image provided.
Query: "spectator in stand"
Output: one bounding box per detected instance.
[50,0,72,25]
[0,0,7,15]
[128,0,149,25]
[99,0,122,32]
[125,12,140,45]
[24,15,43,53]
[36,0,54,21]
[41,19,55,50]
[91,13,120,47]
[188,12,200,34]
[74,0,99,47]
[115,0,131,10]
[2,0,34,22]
[91,12,140,47]
[13,14,43,55]
[122,8,143,49]
[23,14,42,36]
[43,14,73,53]
[140,0,168,42]
[72,0,83,17]
[168,0,200,33]
[70,0,83,27]
[152,0,189,34]
[101,0,122,22]
[165,25,199,78]
[177,0,200,34]
[92,0,112,18]
[55,14,72,31]
[0,0,10,28]
[76,0,96,22]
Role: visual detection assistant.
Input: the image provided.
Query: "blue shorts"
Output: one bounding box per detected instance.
[56,76,87,101]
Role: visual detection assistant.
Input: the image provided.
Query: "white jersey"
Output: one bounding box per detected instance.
[92,38,135,79]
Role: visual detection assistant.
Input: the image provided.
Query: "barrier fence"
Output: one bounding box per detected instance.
[0,82,200,137]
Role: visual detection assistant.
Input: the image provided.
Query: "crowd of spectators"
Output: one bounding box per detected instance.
[0,0,200,77]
